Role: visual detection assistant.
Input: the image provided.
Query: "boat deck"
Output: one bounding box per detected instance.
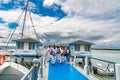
[38,62,99,80]
[0,66,24,80]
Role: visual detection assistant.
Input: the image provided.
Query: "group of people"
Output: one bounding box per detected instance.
[46,45,71,65]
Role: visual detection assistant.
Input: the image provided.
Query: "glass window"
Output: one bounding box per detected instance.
[29,42,35,50]
[75,45,80,51]
[18,42,24,49]
[85,45,90,51]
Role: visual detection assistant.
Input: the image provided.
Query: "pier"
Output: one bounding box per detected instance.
[20,56,99,80]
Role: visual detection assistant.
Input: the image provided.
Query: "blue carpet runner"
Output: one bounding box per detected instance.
[48,62,89,80]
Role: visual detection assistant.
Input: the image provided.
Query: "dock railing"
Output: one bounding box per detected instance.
[72,54,116,80]
[21,57,45,80]
[21,66,35,80]
[90,57,116,80]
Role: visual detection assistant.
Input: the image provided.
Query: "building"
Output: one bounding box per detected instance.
[13,38,42,56]
[68,40,94,56]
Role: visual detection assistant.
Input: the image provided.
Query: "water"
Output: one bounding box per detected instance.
[91,49,120,80]
[1,49,120,64]
[92,49,120,64]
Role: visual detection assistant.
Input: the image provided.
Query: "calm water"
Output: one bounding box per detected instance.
[91,50,120,80]
[92,49,120,64]
[1,49,120,63]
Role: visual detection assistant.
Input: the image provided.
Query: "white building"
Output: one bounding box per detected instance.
[68,40,94,57]
[13,38,42,57]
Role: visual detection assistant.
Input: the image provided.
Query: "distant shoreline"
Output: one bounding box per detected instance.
[92,48,120,51]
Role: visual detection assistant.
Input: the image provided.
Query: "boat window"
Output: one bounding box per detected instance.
[75,45,80,51]
[85,45,90,51]
[18,42,24,49]
[29,42,35,50]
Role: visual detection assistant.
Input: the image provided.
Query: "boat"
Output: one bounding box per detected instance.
[97,68,114,75]
[0,62,29,80]
[93,66,114,75]
[0,54,29,80]
[92,63,115,76]
[0,0,42,80]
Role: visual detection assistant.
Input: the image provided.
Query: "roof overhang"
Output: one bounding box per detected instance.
[13,38,40,43]
[68,40,94,45]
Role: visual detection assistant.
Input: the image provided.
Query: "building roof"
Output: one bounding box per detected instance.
[0,42,16,46]
[13,38,40,43]
[69,40,94,45]
[0,36,4,38]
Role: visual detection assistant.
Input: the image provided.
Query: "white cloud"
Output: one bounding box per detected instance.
[1,0,11,4]
[0,9,57,38]
[43,0,60,7]
[0,0,120,48]
[0,9,23,22]
[40,16,120,45]
[41,0,120,47]
[62,0,120,17]
[28,1,36,11]
[43,0,120,18]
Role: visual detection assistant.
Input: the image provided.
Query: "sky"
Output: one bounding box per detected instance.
[0,0,120,48]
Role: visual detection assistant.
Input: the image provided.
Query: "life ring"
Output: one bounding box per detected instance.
[0,54,6,65]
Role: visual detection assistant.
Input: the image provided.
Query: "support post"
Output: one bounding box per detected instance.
[32,59,40,80]
[84,56,89,75]
[73,54,76,66]
[115,64,120,80]
[40,57,44,77]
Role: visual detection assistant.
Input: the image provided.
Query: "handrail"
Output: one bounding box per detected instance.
[91,57,116,64]
[21,57,44,80]
[21,66,34,80]
[90,57,116,80]
[73,54,116,80]
[0,74,19,77]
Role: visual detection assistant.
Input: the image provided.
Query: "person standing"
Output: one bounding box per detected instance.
[59,47,65,64]
[50,46,56,65]
[66,47,71,63]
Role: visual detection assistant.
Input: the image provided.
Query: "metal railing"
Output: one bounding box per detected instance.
[73,54,116,80]
[90,57,116,80]
[21,66,35,80]
[21,57,45,80]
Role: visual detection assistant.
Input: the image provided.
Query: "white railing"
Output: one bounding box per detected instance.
[16,50,35,54]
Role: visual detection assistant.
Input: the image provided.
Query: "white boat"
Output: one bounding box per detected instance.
[97,68,114,75]
[93,66,114,76]
[0,0,42,79]
[0,62,29,80]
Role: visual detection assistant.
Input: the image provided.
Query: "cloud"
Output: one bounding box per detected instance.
[0,0,120,48]
[1,0,11,4]
[42,0,120,48]
[39,15,120,47]
[0,9,57,39]
[28,1,36,11]
[43,0,60,7]
[43,0,120,20]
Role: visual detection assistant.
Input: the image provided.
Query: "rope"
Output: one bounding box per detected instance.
[29,12,38,38]
[6,10,25,49]
[29,10,42,45]
[6,0,42,50]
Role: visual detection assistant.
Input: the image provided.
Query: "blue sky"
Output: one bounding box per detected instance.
[0,0,120,48]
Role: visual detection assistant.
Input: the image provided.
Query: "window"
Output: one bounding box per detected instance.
[75,45,80,51]
[29,42,35,50]
[85,45,90,51]
[18,42,24,49]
